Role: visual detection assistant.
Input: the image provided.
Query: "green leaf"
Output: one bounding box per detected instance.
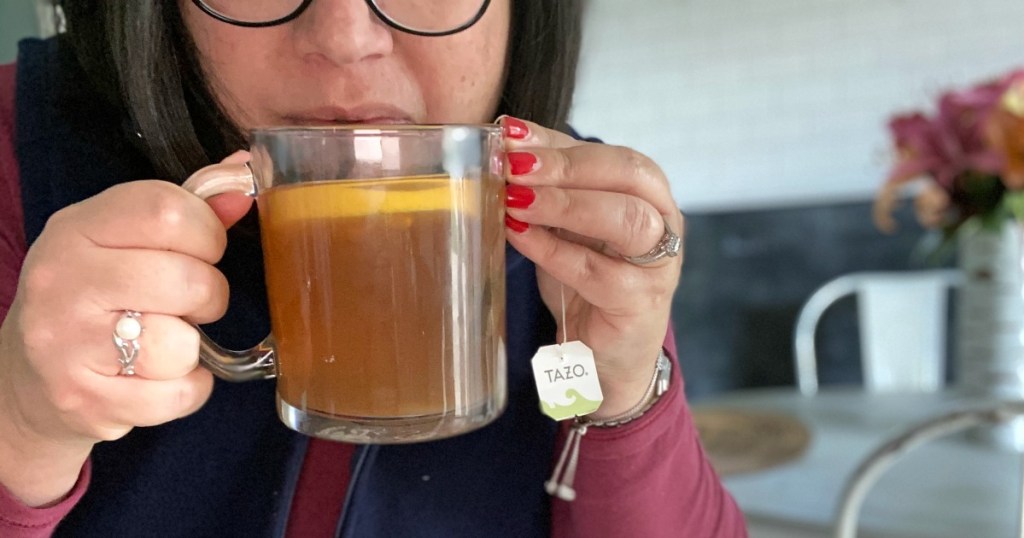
[1005,191,1024,223]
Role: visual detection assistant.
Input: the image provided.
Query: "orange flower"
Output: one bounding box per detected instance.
[986,78,1024,190]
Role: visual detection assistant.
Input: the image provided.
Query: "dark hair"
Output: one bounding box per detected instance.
[54,1,584,181]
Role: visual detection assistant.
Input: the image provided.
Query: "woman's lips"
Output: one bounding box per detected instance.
[283,105,415,126]
[284,117,414,126]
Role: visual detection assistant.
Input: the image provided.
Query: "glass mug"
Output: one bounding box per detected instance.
[181,125,507,443]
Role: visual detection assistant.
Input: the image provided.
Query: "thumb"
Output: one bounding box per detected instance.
[207,192,254,229]
[204,151,255,229]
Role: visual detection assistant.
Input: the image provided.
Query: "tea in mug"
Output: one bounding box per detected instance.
[258,176,505,421]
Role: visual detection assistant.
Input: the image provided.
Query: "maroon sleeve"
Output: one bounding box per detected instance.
[0,462,91,538]
[551,330,748,538]
[0,62,92,535]
[0,62,26,321]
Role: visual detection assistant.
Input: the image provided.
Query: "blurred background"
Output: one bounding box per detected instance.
[5,2,1024,535]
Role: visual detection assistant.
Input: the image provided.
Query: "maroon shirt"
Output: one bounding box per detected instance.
[0,63,746,537]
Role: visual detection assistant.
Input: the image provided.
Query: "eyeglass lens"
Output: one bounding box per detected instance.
[198,0,486,33]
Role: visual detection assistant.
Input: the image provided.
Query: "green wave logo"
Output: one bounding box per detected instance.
[540,388,602,418]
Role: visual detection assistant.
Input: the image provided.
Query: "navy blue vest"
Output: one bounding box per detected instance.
[15,38,558,537]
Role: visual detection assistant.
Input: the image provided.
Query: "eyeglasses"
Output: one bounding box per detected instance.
[191,0,491,37]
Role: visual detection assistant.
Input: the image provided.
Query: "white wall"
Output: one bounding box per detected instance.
[0,1,40,64]
[570,1,1024,213]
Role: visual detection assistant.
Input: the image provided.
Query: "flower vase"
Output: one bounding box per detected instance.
[956,219,1024,451]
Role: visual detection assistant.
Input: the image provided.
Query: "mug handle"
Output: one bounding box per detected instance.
[180,161,277,382]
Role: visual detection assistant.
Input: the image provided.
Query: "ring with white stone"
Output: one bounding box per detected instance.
[113,311,143,376]
[621,217,682,266]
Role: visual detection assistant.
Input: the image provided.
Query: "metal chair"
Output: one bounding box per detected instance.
[793,270,963,396]
[834,402,1024,538]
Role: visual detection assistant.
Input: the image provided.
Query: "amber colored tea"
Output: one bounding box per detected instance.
[258,176,505,420]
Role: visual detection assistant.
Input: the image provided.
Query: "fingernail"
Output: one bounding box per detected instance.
[508,152,538,176]
[502,117,530,140]
[506,185,536,209]
[505,214,529,233]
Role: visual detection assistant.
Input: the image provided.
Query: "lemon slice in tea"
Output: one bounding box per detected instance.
[259,175,482,221]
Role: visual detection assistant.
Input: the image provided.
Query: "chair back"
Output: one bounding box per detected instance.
[794,270,962,396]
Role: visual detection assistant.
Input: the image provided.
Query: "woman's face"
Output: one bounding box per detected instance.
[179,0,511,129]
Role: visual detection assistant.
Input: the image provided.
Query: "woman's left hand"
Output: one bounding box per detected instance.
[499,117,684,419]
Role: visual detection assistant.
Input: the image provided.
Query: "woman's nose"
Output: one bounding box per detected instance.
[292,0,394,67]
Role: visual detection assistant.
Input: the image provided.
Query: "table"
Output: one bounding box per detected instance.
[694,387,1023,538]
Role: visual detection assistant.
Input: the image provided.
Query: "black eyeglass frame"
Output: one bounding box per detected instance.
[191,0,492,37]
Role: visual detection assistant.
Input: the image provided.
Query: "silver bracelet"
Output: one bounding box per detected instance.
[577,349,673,428]
[546,349,675,502]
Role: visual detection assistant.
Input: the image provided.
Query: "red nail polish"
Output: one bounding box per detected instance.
[503,117,530,140]
[507,152,538,176]
[505,214,529,233]
[506,185,536,209]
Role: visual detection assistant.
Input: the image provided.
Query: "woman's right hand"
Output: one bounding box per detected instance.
[0,176,247,507]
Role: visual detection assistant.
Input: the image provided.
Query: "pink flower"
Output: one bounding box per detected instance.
[886,80,1006,190]
[886,113,946,185]
[875,69,1024,233]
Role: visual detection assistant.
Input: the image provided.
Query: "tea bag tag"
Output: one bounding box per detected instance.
[532,283,604,421]
[531,341,604,421]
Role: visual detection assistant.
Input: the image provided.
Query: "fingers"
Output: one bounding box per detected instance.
[499,116,583,149]
[25,311,213,439]
[221,150,251,165]
[64,180,228,265]
[501,117,684,269]
[207,148,257,229]
[206,192,255,229]
[501,116,676,215]
[505,144,678,219]
[90,313,201,381]
[507,186,667,260]
[81,248,230,323]
[97,367,215,428]
[506,224,621,309]
[506,225,678,314]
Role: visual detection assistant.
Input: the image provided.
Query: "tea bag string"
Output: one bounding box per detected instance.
[560,283,568,346]
[546,281,586,502]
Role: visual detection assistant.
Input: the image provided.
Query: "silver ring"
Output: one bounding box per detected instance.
[113,311,143,376]
[622,217,682,266]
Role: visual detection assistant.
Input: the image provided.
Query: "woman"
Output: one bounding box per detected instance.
[0,1,745,536]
